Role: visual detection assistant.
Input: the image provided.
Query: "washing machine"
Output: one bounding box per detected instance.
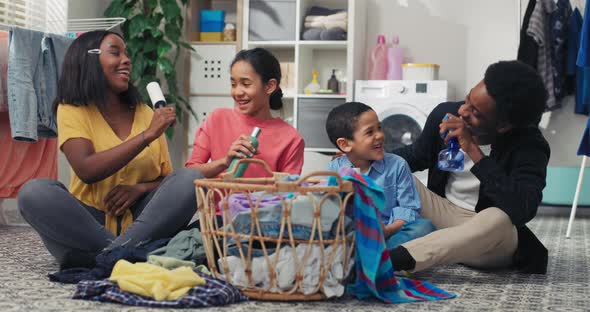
[355,80,448,183]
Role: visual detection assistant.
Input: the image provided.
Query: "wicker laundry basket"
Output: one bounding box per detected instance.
[194,159,356,301]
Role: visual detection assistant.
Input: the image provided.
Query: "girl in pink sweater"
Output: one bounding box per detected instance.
[186,48,304,177]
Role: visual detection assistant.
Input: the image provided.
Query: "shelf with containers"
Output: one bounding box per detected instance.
[242,0,366,152]
[185,0,245,156]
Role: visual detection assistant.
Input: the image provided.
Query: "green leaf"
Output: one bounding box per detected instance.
[131,55,146,82]
[165,127,174,139]
[104,0,125,17]
[164,23,181,43]
[151,13,164,29]
[161,0,181,21]
[143,39,157,53]
[129,15,152,37]
[158,58,174,75]
[146,0,158,11]
[177,41,194,51]
[157,40,172,58]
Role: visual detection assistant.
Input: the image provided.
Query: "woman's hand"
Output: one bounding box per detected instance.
[144,106,176,143]
[223,134,257,167]
[103,184,145,216]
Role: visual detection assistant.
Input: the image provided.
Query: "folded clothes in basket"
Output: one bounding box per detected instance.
[218,243,354,298]
[220,175,346,243]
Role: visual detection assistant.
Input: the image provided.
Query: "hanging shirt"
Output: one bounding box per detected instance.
[57,103,173,235]
[0,112,57,198]
[185,108,304,177]
[527,0,558,109]
[550,0,572,100]
[0,32,8,113]
[577,0,590,67]
[445,145,492,211]
[517,0,539,68]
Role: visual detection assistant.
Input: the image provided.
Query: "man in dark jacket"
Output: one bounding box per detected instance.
[391,60,550,274]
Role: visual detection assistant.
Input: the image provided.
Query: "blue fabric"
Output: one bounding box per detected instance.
[568,9,590,115]
[550,0,571,100]
[342,172,454,303]
[328,153,421,224]
[73,272,248,307]
[385,218,436,250]
[48,238,169,284]
[577,0,590,67]
[577,116,590,156]
[7,27,73,141]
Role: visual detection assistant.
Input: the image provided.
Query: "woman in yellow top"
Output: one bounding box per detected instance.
[17,30,203,268]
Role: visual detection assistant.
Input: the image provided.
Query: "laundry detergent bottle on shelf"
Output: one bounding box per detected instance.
[304,70,321,94]
[368,35,388,80]
[228,127,261,177]
[438,116,464,171]
[386,35,403,80]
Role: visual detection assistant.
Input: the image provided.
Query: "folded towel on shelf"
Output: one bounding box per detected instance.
[305,11,348,22]
[302,27,347,41]
[304,20,347,31]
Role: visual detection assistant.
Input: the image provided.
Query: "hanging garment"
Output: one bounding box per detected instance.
[518,0,539,68]
[550,0,572,100]
[73,273,247,308]
[568,8,590,114]
[527,0,558,109]
[577,0,590,67]
[0,112,57,198]
[342,169,455,303]
[0,32,8,113]
[7,27,73,141]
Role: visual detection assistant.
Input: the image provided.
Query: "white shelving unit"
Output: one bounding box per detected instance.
[242,0,367,154]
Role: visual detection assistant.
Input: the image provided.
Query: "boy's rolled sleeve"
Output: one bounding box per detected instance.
[389,160,421,224]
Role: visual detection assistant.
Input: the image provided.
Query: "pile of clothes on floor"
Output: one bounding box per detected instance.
[301,6,348,41]
[50,228,247,308]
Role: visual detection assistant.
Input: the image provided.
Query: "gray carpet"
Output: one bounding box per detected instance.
[1,212,589,311]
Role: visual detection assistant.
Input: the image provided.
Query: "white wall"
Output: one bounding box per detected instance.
[366,0,519,100]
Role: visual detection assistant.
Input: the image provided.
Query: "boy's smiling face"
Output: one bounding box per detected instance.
[338,110,385,167]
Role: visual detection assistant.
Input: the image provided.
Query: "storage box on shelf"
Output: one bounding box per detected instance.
[249,0,296,41]
[188,0,242,44]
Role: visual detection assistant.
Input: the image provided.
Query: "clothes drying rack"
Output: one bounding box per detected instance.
[0,17,125,33]
[566,156,586,238]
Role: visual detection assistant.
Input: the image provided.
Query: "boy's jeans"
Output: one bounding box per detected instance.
[386,218,436,250]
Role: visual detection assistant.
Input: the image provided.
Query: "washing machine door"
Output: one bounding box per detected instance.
[375,104,427,153]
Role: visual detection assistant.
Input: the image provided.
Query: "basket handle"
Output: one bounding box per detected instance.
[295,170,345,188]
[221,158,274,180]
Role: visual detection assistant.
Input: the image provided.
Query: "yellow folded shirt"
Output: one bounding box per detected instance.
[109,260,206,300]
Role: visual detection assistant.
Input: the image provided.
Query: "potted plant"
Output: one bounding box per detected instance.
[105,0,196,137]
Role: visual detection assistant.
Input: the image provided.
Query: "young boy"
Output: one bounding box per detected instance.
[326,102,435,251]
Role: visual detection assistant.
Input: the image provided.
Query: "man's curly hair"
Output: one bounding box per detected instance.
[484,60,548,127]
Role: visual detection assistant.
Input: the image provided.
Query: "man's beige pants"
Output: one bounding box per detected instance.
[402,177,518,272]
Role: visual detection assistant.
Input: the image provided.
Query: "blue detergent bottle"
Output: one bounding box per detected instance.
[228,127,261,177]
[438,116,464,171]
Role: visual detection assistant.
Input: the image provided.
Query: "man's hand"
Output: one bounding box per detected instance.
[439,114,484,163]
[103,184,145,217]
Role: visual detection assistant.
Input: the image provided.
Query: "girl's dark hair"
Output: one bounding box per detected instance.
[53,30,142,111]
[231,48,283,110]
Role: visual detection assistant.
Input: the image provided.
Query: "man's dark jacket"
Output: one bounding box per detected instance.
[393,101,550,274]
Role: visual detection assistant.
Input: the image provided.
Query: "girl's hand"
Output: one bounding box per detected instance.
[144,106,176,142]
[103,184,145,216]
[223,134,257,167]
